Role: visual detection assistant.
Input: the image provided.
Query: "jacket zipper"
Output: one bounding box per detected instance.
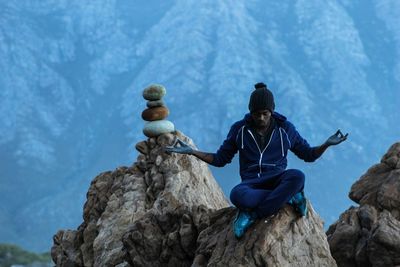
[247,129,275,176]
[281,127,292,148]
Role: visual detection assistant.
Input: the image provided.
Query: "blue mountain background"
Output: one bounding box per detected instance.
[1,0,399,252]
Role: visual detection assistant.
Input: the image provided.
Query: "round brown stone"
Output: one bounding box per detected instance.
[141,106,169,121]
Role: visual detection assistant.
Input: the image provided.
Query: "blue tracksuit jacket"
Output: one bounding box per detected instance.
[210,112,319,181]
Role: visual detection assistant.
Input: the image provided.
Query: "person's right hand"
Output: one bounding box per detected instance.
[164,138,194,155]
[325,129,348,146]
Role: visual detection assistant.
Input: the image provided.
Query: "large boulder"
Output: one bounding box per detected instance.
[52,131,336,267]
[51,131,228,267]
[193,205,336,267]
[121,201,336,267]
[327,142,400,267]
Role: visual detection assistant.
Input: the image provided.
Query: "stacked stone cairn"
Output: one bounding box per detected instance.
[141,84,175,137]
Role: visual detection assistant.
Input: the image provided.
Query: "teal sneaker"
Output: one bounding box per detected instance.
[233,210,256,238]
[289,191,308,217]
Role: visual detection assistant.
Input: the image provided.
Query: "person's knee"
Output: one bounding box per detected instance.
[230,184,257,208]
[285,169,305,185]
[230,184,245,206]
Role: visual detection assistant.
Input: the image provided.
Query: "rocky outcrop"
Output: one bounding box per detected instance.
[327,142,400,267]
[193,205,336,267]
[52,131,336,267]
[121,201,336,267]
[51,131,227,266]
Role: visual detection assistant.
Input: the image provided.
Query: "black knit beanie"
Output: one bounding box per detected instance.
[248,82,275,112]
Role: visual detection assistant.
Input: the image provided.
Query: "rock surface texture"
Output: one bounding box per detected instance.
[52,131,336,267]
[193,205,336,267]
[327,142,400,267]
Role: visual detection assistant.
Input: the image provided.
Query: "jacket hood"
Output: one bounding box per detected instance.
[272,112,287,123]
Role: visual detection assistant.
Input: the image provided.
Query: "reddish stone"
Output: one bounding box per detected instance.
[142,106,169,121]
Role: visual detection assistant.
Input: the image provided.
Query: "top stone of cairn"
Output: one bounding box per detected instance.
[142,84,166,101]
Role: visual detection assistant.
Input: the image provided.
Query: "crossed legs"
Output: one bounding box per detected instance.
[230,169,305,218]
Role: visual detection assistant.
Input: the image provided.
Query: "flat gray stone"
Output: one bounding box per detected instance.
[147,100,165,108]
[143,120,174,137]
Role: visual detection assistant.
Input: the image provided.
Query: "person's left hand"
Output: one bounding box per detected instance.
[325,130,348,146]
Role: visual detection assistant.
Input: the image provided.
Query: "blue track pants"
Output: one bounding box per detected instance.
[230,169,305,218]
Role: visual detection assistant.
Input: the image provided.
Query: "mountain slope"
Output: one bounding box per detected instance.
[0,0,399,252]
